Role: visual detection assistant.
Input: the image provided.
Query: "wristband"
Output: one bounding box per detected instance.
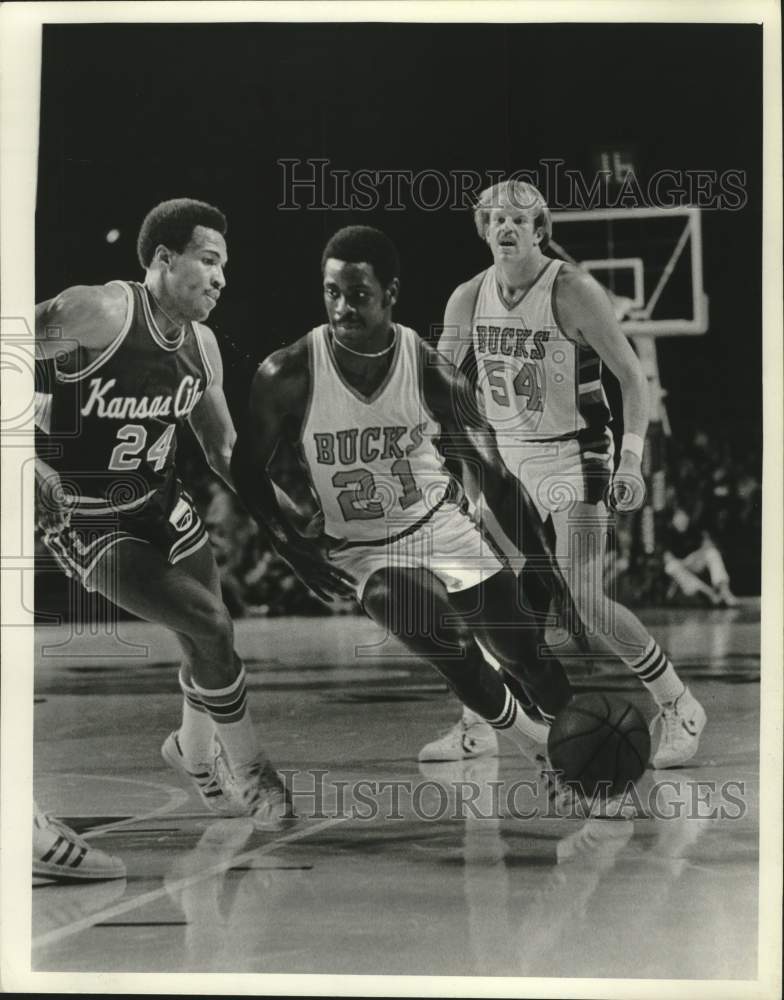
[621,433,645,460]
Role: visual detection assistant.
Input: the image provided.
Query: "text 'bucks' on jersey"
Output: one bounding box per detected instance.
[36,281,213,514]
[300,325,453,544]
[469,259,610,443]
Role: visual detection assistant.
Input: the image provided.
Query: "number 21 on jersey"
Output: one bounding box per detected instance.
[332,459,423,521]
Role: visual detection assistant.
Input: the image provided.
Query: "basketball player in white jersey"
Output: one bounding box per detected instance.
[34,199,291,881]
[232,225,574,764]
[421,180,706,768]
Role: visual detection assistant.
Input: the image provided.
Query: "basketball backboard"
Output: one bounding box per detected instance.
[549,207,708,336]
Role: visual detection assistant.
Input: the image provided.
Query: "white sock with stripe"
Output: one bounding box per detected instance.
[465,700,554,727]
[626,638,685,706]
[473,638,553,726]
[192,665,260,771]
[486,687,549,762]
[177,668,215,766]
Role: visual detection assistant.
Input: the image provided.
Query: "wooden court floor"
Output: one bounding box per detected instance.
[31,606,761,981]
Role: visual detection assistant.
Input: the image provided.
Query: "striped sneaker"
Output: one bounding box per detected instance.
[33,811,126,882]
[231,757,297,832]
[161,731,245,816]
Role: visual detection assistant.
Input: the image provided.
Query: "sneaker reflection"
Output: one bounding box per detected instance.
[163,818,310,971]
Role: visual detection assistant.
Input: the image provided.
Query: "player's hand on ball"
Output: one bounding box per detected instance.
[273,536,355,603]
[608,453,645,513]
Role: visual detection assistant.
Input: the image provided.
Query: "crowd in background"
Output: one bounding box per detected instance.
[35,427,761,620]
[659,427,762,605]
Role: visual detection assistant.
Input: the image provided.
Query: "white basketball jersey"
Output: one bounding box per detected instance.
[301,324,453,543]
[471,260,610,441]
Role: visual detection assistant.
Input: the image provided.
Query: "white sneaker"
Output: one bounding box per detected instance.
[162,731,245,816]
[33,811,126,882]
[232,758,296,831]
[418,711,499,763]
[650,687,707,768]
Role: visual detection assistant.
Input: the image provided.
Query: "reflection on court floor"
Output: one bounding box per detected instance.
[33,607,760,978]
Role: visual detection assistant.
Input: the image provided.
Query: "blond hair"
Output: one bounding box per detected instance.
[473,179,552,247]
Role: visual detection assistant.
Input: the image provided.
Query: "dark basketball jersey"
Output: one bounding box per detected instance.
[36,281,214,514]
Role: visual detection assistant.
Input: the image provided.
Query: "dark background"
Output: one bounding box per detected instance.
[36,22,762,451]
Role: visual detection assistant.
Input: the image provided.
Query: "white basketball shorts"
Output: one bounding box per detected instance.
[327,501,506,601]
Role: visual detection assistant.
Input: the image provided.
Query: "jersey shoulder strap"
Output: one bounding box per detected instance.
[190,322,216,390]
[55,280,135,384]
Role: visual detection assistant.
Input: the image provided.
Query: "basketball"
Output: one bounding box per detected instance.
[547,693,651,798]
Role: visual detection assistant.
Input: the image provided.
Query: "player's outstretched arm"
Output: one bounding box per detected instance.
[188,324,237,488]
[555,268,648,512]
[435,276,484,502]
[231,350,309,549]
[230,348,354,603]
[419,341,564,588]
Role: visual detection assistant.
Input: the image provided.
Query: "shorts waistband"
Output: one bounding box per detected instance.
[329,494,453,551]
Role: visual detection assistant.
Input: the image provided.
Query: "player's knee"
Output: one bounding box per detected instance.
[362,569,393,610]
[444,627,475,659]
[192,598,234,644]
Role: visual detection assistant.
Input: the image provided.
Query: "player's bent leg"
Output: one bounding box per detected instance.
[89,538,236,687]
[167,543,293,828]
[551,501,707,767]
[90,540,292,827]
[168,538,226,683]
[418,634,503,763]
[362,566,548,764]
[417,645,545,762]
[164,543,294,828]
[155,541,235,790]
[452,567,573,722]
[89,540,242,814]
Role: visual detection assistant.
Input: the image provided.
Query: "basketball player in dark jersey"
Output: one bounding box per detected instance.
[34,199,290,881]
[231,226,574,770]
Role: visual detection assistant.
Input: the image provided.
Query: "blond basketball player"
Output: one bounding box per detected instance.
[421,180,705,768]
[232,225,574,763]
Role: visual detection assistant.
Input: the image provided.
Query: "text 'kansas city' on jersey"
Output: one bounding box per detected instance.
[36,281,213,514]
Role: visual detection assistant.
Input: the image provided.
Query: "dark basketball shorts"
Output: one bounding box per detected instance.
[42,481,208,592]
